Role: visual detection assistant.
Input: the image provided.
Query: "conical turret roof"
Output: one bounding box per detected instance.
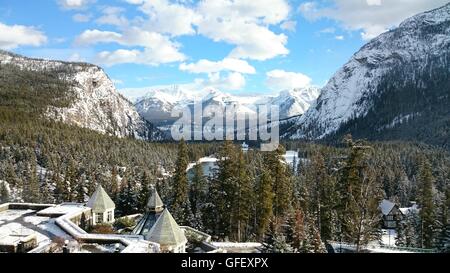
[147,187,164,211]
[86,184,115,213]
[145,209,187,247]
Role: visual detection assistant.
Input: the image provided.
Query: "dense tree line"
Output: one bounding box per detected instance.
[0,62,448,252]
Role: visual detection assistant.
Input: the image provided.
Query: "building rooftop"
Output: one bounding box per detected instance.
[146,187,164,212]
[380,199,396,215]
[86,185,115,213]
[145,209,187,248]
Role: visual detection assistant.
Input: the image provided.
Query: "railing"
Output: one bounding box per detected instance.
[329,241,437,253]
[377,244,437,253]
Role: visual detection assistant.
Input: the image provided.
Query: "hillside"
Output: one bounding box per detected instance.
[284,3,450,150]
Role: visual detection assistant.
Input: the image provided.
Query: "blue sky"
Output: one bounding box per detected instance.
[0,0,447,98]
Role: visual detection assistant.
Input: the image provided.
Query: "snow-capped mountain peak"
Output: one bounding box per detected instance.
[283,3,450,140]
[133,85,321,126]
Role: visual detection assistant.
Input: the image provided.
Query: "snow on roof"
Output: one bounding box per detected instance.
[379,199,396,215]
[145,209,187,247]
[1,204,159,253]
[146,187,164,211]
[399,204,420,215]
[37,203,85,217]
[121,240,152,253]
[86,185,115,213]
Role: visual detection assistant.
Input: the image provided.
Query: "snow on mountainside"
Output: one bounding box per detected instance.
[132,85,320,125]
[0,50,161,140]
[284,3,450,140]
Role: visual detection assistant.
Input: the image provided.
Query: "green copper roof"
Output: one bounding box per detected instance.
[86,184,115,213]
[147,187,164,211]
[145,209,187,247]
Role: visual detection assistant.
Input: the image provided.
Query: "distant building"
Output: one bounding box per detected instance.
[133,187,188,253]
[86,184,115,225]
[399,201,420,216]
[379,199,403,229]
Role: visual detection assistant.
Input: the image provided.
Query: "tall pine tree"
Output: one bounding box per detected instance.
[171,139,193,226]
[417,157,435,248]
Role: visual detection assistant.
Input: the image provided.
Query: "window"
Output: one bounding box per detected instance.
[96,213,103,224]
[107,211,113,222]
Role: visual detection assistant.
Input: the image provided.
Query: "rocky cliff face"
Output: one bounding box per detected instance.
[284,3,450,141]
[0,50,162,140]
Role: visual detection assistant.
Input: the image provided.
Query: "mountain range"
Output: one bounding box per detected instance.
[0,3,449,148]
[283,3,450,149]
[131,85,320,127]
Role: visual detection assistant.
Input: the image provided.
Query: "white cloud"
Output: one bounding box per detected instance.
[58,0,95,10]
[94,45,185,67]
[73,13,92,23]
[266,70,312,90]
[196,0,291,60]
[75,0,294,67]
[0,22,47,50]
[136,0,199,36]
[299,0,449,40]
[179,58,256,74]
[196,72,247,91]
[75,28,186,66]
[96,6,129,27]
[76,29,122,45]
[280,20,297,32]
[335,35,344,40]
[124,0,292,61]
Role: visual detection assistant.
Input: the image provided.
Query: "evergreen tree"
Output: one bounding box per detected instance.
[264,145,292,218]
[4,163,19,188]
[307,152,336,241]
[337,139,383,251]
[211,140,238,239]
[190,163,207,229]
[417,157,435,248]
[285,209,306,252]
[110,167,120,202]
[231,150,253,242]
[116,177,138,216]
[0,182,9,204]
[395,218,407,247]
[171,139,190,222]
[307,221,327,253]
[138,171,152,210]
[261,220,293,253]
[256,170,274,240]
[53,172,66,203]
[23,163,40,203]
[75,176,86,203]
[64,160,77,202]
[39,178,53,203]
[435,188,449,251]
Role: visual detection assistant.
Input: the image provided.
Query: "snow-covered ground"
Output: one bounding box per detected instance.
[381,229,397,247]
[211,242,261,253]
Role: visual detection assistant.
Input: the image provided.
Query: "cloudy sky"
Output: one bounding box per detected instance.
[0,0,448,97]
